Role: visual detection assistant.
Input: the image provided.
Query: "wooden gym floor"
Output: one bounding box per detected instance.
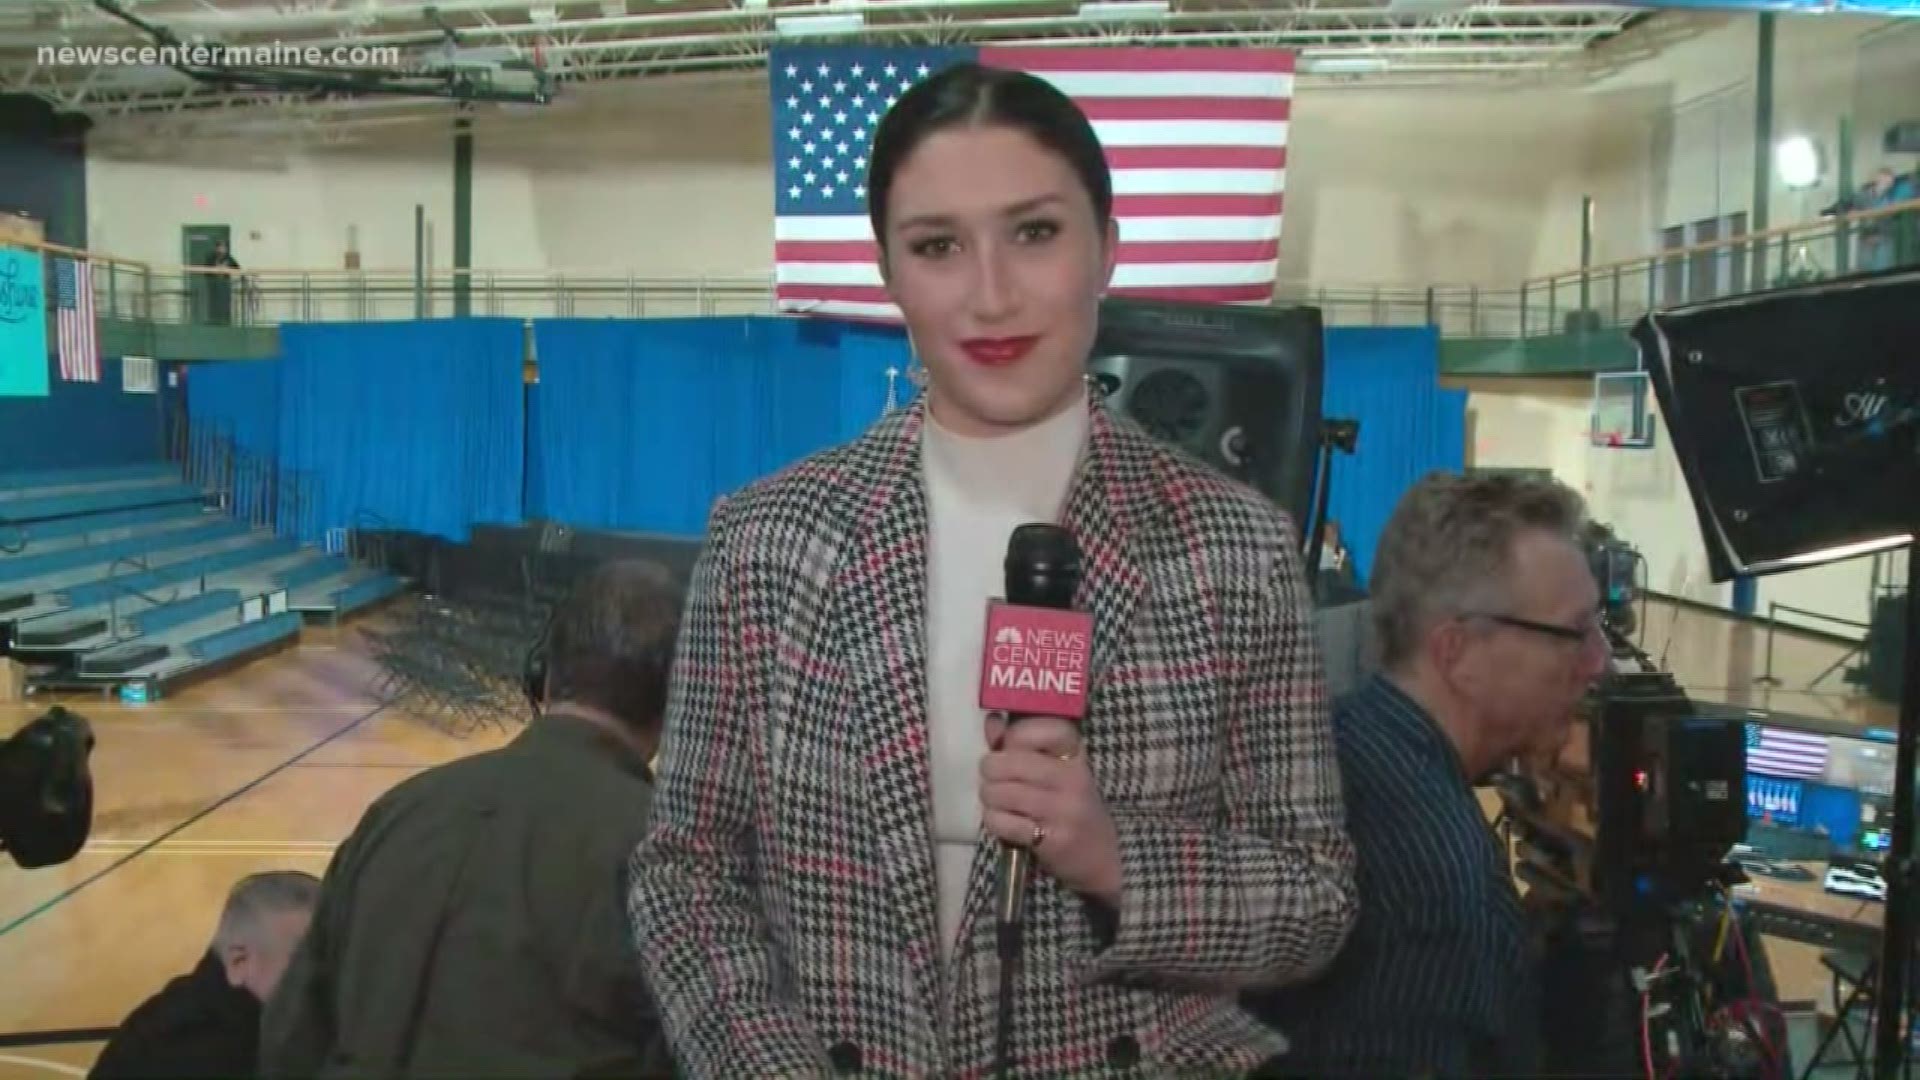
[0,597,1897,1077]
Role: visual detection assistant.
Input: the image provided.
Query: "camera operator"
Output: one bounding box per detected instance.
[1823,166,1916,273]
[1252,472,1610,1077]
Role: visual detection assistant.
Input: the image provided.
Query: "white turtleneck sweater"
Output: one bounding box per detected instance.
[919,390,1089,961]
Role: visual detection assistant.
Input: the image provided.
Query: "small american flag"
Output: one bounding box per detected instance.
[771,44,1290,321]
[1746,723,1830,780]
[54,256,100,383]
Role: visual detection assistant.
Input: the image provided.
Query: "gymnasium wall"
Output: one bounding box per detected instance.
[0,95,172,474]
[1458,377,1731,612]
[78,13,1919,290]
[0,358,171,472]
[73,17,1910,636]
[1452,13,1914,640]
[82,78,1648,291]
[1569,13,1912,638]
[1461,374,1895,641]
[1588,13,1916,269]
[0,94,89,248]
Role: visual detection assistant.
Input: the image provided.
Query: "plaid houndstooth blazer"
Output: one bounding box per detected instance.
[628,391,1357,1080]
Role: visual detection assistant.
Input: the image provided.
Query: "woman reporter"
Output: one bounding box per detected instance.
[627,62,1357,1079]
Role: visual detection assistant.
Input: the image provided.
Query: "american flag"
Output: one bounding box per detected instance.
[1746,723,1831,780]
[770,44,1290,321]
[53,256,99,383]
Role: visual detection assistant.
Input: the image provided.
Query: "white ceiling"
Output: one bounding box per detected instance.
[0,0,1686,146]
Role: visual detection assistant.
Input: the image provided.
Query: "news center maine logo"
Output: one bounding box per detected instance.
[979,603,1097,718]
[986,624,1088,694]
[0,255,40,325]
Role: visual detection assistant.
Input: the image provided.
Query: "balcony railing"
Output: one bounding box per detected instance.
[94,261,1456,332]
[1507,196,1920,338]
[42,193,1920,340]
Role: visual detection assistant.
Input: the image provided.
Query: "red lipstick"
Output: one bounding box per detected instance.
[960,336,1039,367]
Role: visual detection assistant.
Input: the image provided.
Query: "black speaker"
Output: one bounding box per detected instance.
[1629,269,1920,581]
[1088,298,1324,528]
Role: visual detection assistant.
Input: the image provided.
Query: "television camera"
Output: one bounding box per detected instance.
[1586,521,1643,640]
[0,706,95,869]
[1495,527,1785,1078]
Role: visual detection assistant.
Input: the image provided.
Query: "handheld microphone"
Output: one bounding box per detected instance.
[979,524,1092,1080]
[978,523,1094,930]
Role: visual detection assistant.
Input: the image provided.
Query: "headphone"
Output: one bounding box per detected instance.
[520,531,579,716]
[522,605,558,717]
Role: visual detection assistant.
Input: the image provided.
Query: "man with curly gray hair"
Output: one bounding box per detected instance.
[1255,471,1611,1077]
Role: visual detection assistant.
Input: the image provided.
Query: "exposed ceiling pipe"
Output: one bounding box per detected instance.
[7,0,1648,119]
[528,19,1616,59]
[0,0,1640,49]
[88,53,1586,148]
[14,7,1632,78]
[53,19,1610,104]
[62,0,620,36]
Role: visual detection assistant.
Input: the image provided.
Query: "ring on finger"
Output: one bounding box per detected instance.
[1029,821,1048,848]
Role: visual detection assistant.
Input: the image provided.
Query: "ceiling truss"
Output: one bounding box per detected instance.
[0,0,1666,146]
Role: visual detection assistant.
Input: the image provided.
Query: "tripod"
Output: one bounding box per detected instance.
[1871,541,1919,1079]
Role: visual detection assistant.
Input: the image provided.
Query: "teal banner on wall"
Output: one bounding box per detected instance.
[0,248,48,398]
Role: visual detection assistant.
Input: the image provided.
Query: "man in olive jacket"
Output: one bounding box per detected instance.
[259,560,682,1078]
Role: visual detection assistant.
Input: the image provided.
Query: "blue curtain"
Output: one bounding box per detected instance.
[1318,326,1467,585]
[185,358,285,527]
[186,358,282,459]
[277,320,524,543]
[530,316,909,536]
[524,383,543,525]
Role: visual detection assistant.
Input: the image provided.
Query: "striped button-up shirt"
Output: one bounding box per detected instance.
[1250,674,1541,1077]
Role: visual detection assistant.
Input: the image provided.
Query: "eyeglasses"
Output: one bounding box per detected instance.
[1468,612,1602,644]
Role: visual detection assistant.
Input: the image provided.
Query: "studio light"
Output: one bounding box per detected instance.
[1631,268,1919,1079]
[1774,134,1823,191]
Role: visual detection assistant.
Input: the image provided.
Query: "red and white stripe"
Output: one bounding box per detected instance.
[58,259,100,383]
[775,47,1292,321]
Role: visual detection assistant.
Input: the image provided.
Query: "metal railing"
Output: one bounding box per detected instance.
[37,194,1920,341]
[106,264,1453,332]
[165,402,317,539]
[1508,196,1920,338]
[95,265,783,325]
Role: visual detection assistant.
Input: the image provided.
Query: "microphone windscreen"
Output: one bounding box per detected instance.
[1003,523,1081,608]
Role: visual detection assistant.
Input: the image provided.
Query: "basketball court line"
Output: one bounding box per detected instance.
[82,840,340,852]
[0,698,393,941]
[35,705,382,716]
[157,704,381,713]
[289,762,429,769]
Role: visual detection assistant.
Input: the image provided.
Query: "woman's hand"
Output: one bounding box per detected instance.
[979,714,1121,906]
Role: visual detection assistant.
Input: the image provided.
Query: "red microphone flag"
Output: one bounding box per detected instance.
[977,600,1096,719]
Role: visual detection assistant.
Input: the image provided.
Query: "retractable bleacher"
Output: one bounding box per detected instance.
[0,462,405,699]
